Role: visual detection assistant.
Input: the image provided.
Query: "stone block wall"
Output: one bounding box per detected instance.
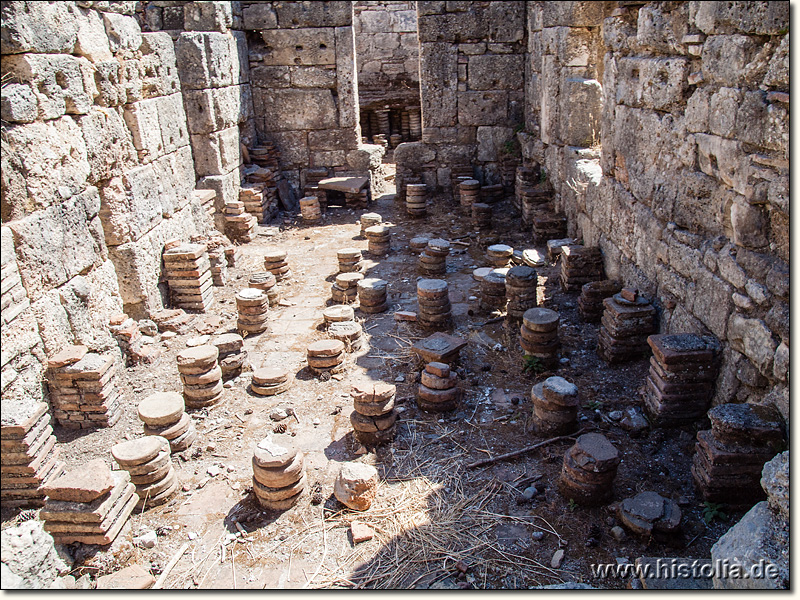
[243,1,363,191]
[354,1,419,110]
[395,1,527,198]
[1,1,213,424]
[522,1,789,420]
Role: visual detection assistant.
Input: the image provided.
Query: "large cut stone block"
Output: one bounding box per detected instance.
[701,34,768,87]
[636,3,688,54]
[183,1,232,32]
[183,86,240,135]
[2,54,93,120]
[230,31,250,85]
[75,7,113,62]
[175,32,235,90]
[10,192,106,302]
[251,65,291,88]
[420,42,457,127]
[98,167,162,247]
[140,33,181,99]
[259,29,336,66]
[1,117,90,219]
[264,131,308,168]
[152,145,196,218]
[157,93,191,154]
[560,77,601,147]
[190,125,241,177]
[335,26,359,129]
[468,54,524,91]
[458,91,508,126]
[0,83,38,123]
[242,3,277,29]
[79,107,137,184]
[542,1,604,28]
[476,126,514,162]
[102,12,142,56]
[253,89,337,131]
[694,134,748,195]
[197,170,241,214]
[308,128,359,152]
[123,98,164,162]
[418,12,485,43]
[692,1,789,36]
[0,1,78,54]
[273,1,352,28]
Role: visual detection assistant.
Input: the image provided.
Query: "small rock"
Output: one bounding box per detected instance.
[522,486,538,499]
[334,462,379,511]
[610,526,626,541]
[394,375,405,383]
[551,549,565,568]
[312,417,321,426]
[354,444,367,455]
[186,335,210,347]
[350,522,374,544]
[138,320,158,337]
[206,443,216,452]
[223,381,234,389]
[133,530,157,549]
[207,466,221,477]
[182,483,191,492]
[531,531,545,541]
[161,331,177,339]
[270,408,288,421]
[559,357,570,364]
[226,466,235,473]
[608,410,623,421]
[187,532,198,540]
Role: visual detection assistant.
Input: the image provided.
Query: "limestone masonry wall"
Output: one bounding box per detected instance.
[353,1,419,109]
[395,1,527,199]
[520,1,789,419]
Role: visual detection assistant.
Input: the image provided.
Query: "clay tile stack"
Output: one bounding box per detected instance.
[417,362,461,413]
[547,238,576,263]
[505,265,538,319]
[300,195,322,222]
[578,280,621,323]
[323,304,355,325]
[559,245,605,292]
[223,200,258,243]
[176,345,223,408]
[1,403,65,509]
[264,249,291,282]
[251,366,293,396]
[350,383,398,446]
[163,244,215,312]
[531,377,578,435]
[329,321,364,352]
[409,235,432,255]
[211,333,246,380]
[417,238,450,277]
[112,436,178,509]
[520,308,560,368]
[472,202,492,231]
[692,403,784,506]
[331,272,363,305]
[644,334,721,426]
[365,225,391,257]
[405,183,428,217]
[480,183,504,204]
[138,392,196,453]
[337,248,364,273]
[249,271,280,307]
[480,268,508,313]
[307,339,346,378]
[597,289,657,364]
[459,179,481,212]
[360,212,382,237]
[207,248,228,286]
[558,433,620,506]
[240,183,268,223]
[47,347,122,429]
[532,210,568,245]
[151,308,195,335]
[486,244,514,268]
[252,437,306,510]
[41,459,137,545]
[417,279,452,329]
[515,167,552,226]
[358,278,389,314]
[236,288,270,334]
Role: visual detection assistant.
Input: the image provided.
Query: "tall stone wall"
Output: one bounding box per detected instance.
[1,1,212,423]
[140,1,257,230]
[353,1,419,110]
[243,1,362,191]
[395,1,527,198]
[522,1,789,420]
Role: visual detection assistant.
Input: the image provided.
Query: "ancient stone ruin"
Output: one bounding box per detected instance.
[0,0,788,591]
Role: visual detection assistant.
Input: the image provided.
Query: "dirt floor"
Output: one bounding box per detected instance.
[2,173,743,589]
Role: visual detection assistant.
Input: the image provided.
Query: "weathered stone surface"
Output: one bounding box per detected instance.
[175,31,235,90]
[102,12,142,56]
[0,83,38,124]
[43,458,115,503]
[273,1,352,28]
[79,108,136,183]
[476,126,514,162]
[1,1,78,55]
[190,126,241,176]
[726,315,777,377]
[468,55,523,91]
[760,451,788,519]
[0,520,70,590]
[419,42,457,127]
[710,502,788,589]
[242,3,277,30]
[458,92,507,126]
[96,564,155,590]
[183,1,232,32]
[259,29,336,66]
[253,89,337,132]
[333,462,379,511]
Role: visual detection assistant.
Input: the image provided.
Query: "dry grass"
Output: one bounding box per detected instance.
[308,455,566,589]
